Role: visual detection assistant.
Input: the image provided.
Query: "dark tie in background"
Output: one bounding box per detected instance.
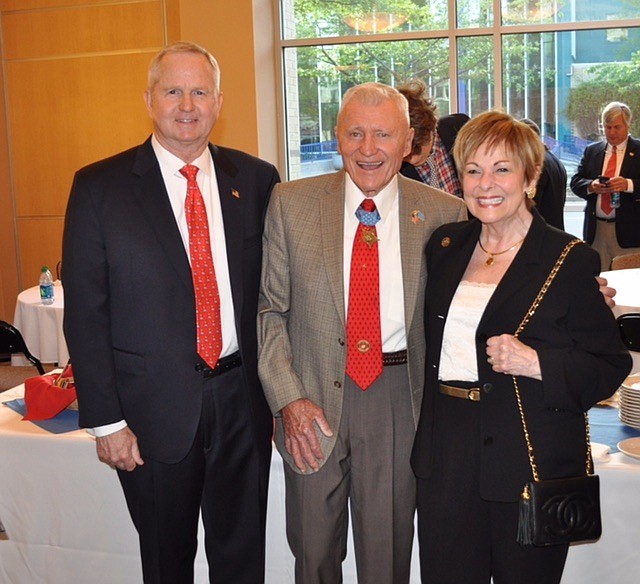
[601,145,617,215]
[346,198,383,390]
[180,164,222,369]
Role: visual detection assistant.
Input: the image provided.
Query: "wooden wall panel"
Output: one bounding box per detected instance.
[16,217,65,288]
[2,2,163,60]
[7,53,155,217]
[2,0,121,12]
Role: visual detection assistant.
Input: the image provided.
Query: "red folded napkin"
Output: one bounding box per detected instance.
[23,364,77,421]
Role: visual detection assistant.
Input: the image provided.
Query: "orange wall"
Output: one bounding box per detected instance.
[0,0,266,321]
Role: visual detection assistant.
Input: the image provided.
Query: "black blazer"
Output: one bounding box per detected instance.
[570,136,640,247]
[411,211,631,501]
[62,138,280,463]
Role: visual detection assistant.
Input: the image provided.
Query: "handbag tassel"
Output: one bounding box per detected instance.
[516,485,533,546]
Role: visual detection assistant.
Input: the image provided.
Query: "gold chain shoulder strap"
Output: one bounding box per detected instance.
[511,239,594,482]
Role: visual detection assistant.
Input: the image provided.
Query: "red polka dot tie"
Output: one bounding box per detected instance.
[346,198,383,390]
[180,164,222,369]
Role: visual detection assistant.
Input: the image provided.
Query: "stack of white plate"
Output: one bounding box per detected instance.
[619,373,640,429]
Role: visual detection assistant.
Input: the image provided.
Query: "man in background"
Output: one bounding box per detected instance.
[520,117,567,229]
[63,42,279,583]
[570,101,640,270]
[258,82,466,583]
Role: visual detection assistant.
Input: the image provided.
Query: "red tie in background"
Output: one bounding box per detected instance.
[180,164,222,369]
[601,145,617,215]
[346,198,383,390]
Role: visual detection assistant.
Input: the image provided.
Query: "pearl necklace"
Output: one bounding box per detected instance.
[478,237,525,266]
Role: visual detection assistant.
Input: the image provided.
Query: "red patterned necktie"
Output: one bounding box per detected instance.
[180,164,222,369]
[601,145,617,215]
[346,198,383,390]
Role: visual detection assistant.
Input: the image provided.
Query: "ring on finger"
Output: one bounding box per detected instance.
[488,357,494,365]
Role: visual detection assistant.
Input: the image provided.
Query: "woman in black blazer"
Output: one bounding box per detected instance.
[411,111,631,584]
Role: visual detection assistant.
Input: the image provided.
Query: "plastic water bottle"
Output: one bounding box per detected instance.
[611,192,621,209]
[39,266,55,305]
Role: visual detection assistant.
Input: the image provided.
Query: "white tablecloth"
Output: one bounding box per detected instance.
[11,282,68,366]
[601,268,640,372]
[1,384,639,583]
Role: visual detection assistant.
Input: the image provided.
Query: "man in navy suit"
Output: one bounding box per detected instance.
[63,42,279,583]
[570,101,640,270]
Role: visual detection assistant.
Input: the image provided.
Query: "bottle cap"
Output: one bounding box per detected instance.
[41,266,49,272]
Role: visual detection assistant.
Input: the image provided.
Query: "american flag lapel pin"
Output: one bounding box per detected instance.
[411,210,425,225]
[232,189,240,199]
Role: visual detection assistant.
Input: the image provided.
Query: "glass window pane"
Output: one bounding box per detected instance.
[283,39,450,179]
[501,27,640,235]
[457,36,494,114]
[281,0,448,40]
[502,0,640,26]
[457,0,493,28]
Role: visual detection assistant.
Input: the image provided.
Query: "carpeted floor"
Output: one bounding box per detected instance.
[0,363,56,393]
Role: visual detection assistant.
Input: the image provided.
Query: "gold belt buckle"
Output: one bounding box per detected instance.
[468,389,480,402]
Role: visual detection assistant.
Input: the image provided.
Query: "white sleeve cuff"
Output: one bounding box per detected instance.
[87,420,128,437]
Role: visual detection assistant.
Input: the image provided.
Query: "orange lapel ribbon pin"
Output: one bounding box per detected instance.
[232,189,240,199]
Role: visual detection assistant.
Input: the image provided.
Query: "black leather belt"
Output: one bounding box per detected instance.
[596,217,615,223]
[383,350,407,366]
[197,351,241,378]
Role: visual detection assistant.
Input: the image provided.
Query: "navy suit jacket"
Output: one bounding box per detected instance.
[570,136,640,247]
[411,211,631,501]
[63,138,279,464]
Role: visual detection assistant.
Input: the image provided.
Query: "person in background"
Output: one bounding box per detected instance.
[411,110,631,584]
[63,42,279,583]
[570,101,640,270]
[258,82,466,584]
[399,79,469,197]
[519,118,567,230]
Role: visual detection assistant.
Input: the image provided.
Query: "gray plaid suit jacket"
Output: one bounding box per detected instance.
[258,171,467,473]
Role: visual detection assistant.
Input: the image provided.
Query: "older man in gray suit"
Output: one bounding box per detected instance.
[258,83,466,583]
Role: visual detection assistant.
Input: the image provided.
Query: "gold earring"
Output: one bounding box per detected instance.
[526,187,536,199]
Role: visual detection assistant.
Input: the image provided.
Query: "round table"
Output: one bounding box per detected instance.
[11,282,68,366]
[600,268,640,372]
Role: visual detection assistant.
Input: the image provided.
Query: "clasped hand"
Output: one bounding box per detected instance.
[486,334,542,380]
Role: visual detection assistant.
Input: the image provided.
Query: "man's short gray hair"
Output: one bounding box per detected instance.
[148,41,220,94]
[337,82,409,128]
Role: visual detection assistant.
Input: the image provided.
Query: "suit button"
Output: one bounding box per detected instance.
[484,436,493,446]
[482,383,493,393]
[338,338,345,346]
[195,363,203,372]
[334,381,342,388]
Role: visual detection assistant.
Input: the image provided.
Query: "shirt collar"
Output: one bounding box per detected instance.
[608,137,628,153]
[345,172,398,223]
[150,135,213,178]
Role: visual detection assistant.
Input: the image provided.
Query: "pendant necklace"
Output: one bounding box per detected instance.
[478,237,525,266]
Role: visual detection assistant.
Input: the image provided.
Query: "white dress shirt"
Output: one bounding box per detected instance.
[343,174,406,352]
[92,136,238,437]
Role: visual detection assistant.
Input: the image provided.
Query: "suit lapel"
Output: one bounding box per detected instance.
[399,182,424,330]
[212,145,245,325]
[131,139,194,294]
[320,173,347,327]
[478,212,546,331]
[621,136,639,175]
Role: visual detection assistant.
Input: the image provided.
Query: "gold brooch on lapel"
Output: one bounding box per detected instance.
[630,152,635,157]
[411,210,425,224]
[232,189,240,199]
[441,236,451,248]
